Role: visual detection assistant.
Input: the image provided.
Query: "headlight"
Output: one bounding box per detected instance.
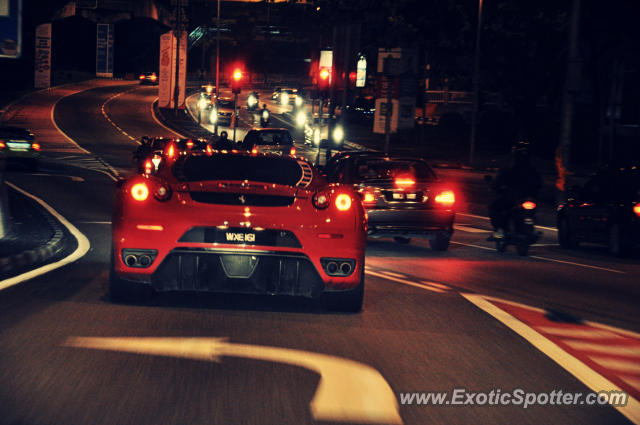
[313,129,320,146]
[296,111,307,127]
[248,95,257,106]
[209,109,218,123]
[262,110,269,120]
[198,99,207,110]
[281,93,289,104]
[333,126,344,144]
[295,96,303,107]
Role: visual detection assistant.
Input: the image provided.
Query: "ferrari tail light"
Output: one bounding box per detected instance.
[290,147,296,156]
[633,203,640,217]
[435,190,455,206]
[522,200,536,210]
[313,191,331,209]
[395,178,415,188]
[31,143,41,151]
[131,183,149,201]
[335,193,352,211]
[154,184,172,201]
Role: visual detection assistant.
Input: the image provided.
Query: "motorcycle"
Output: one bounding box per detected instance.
[246,92,259,110]
[260,108,270,127]
[491,198,540,256]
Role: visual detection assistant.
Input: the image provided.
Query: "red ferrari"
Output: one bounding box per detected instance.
[111,151,367,311]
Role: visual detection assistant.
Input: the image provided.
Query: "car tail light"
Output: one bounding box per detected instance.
[31,143,41,151]
[313,191,331,209]
[186,140,194,149]
[435,190,455,206]
[251,148,258,155]
[150,74,157,81]
[166,144,175,158]
[634,203,640,217]
[144,160,153,174]
[206,144,213,155]
[154,184,171,201]
[139,74,145,80]
[290,147,296,156]
[335,193,352,211]
[522,200,536,210]
[0,141,5,150]
[131,183,149,201]
[363,192,376,204]
[395,177,415,188]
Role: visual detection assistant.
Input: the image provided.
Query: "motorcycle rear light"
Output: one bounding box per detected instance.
[522,201,536,210]
[251,148,258,154]
[154,184,171,201]
[633,204,640,217]
[31,143,41,151]
[313,191,331,209]
[186,140,194,148]
[290,147,296,156]
[435,190,455,206]
[335,193,352,211]
[131,183,149,201]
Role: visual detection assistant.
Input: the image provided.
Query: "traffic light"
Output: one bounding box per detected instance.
[318,66,331,95]
[231,68,242,94]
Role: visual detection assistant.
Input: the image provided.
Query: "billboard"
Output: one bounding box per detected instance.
[34,23,51,88]
[0,0,22,58]
[158,31,187,109]
[96,23,114,77]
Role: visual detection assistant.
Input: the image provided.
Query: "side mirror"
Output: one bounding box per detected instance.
[484,174,493,182]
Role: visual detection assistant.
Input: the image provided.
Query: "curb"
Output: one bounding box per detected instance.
[0,190,67,276]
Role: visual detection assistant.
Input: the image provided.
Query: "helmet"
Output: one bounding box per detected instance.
[220,131,228,139]
[262,104,267,109]
[511,140,530,160]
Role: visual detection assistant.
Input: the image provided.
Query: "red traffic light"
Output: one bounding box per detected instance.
[319,68,330,81]
[233,69,242,81]
[231,68,243,94]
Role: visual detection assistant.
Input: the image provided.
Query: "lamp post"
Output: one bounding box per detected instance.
[214,0,221,136]
[469,0,483,168]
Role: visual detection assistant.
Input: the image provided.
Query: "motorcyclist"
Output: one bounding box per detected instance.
[212,130,234,150]
[489,141,542,239]
[260,104,270,127]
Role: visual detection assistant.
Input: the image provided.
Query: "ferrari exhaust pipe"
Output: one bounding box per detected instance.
[326,261,339,274]
[124,254,138,267]
[138,255,152,267]
[339,262,352,275]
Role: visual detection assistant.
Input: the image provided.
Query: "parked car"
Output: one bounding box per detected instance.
[557,164,640,256]
[324,151,456,250]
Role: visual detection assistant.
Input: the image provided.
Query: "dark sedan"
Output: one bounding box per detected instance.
[557,164,640,256]
[324,151,456,250]
[0,125,40,170]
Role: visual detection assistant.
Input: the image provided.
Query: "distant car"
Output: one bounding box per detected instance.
[200,84,215,95]
[246,91,259,110]
[139,72,158,85]
[345,97,375,120]
[324,151,456,250]
[273,88,298,105]
[0,126,40,170]
[209,97,234,126]
[557,164,640,256]
[303,117,344,149]
[242,128,296,156]
[111,151,367,311]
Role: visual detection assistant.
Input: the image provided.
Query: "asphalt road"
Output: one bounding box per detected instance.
[0,81,638,425]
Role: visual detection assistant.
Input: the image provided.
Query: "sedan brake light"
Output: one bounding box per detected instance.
[139,74,145,80]
[435,190,455,206]
[31,143,41,151]
[0,141,5,150]
[522,200,536,210]
[395,178,415,188]
[634,203,640,217]
[131,183,149,201]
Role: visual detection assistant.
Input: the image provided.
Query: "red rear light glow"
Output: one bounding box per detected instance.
[290,147,296,156]
[363,192,376,204]
[186,140,194,148]
[136,224,163,231]
[150,75,157,81]
[0,141,6,149]
[251,148,258,154]
[335,193,352,211]
[31,143,41,151]
[206,144,213,155]
[131,183,149,201]
[167,144,175,158]
[522,201,536,210]
[144,160,153,174]
[139,74,145,80]
[634,204,640,217]
[435,190,455,206]
[395,178,415,188]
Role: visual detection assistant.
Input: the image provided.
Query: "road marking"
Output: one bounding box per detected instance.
[563,341,640,357]
[100,88,139,143]
[151,97,186,138]
[366,270,446,293]
[453,224,490,233]
[462,293,640,425]
[0,182,91,291]
[456,212,558,232]
[79,221,111,225]
[535,327,623,339]
[589,357,640,374]
[51,96,91,154]
[450,241,494,251]
[378,270,407,278]
[29,173,85,182]
[420,281,451,290]
[529,255,625,274]
[64,336,403,425]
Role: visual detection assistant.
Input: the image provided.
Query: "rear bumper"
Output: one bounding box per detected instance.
[366,208,454,238]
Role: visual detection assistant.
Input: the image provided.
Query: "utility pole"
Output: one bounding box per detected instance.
[469,0,483,168]
[559,0,581,171]
[383,56,393,155]
[173,0,182,116]
[214,0,221,135]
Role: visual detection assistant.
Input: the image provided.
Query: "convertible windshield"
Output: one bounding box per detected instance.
[174,155,304,186]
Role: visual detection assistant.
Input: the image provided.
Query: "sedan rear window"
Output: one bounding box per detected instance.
[244,130,293,147]
[354,159,437,182]
[175,155,304,186]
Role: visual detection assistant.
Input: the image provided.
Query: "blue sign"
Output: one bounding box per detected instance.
[0,0,22,59]
[96,23,113,77]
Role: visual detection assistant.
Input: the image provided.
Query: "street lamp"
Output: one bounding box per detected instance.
[469,0,483,168]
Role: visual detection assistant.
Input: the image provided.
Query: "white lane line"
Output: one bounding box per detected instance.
[456,212,558,232]
[453,224,490,233]
[377,270,407,279]
[462,293,640,425]
[65,336,403,425]
[79,221,111,225]
[0,182,91,291]
[589,356,640,374]
[101,88,139,143]
[51,96,91,154]
[366,270,445,293]
[151,96,186,138]
[563,340,640,357]
[29,173,85,182]
[535,327,623,339]
[450,241,494,251]
[421,281,450,290]
[529,255,625,274]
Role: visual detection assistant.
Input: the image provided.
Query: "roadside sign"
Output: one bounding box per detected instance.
[158,31,187,109]
[0,0,22,59]
[96,23,114,77]
[34,23,51,88]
